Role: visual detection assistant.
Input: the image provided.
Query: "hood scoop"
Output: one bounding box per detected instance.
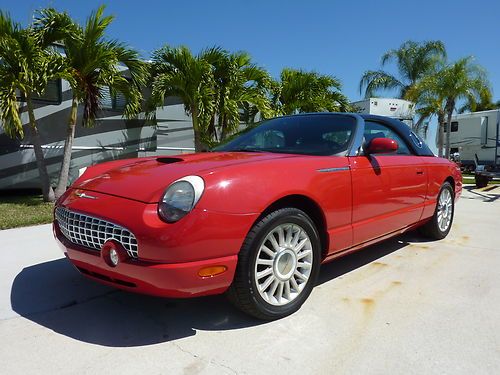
[157,157,183,164]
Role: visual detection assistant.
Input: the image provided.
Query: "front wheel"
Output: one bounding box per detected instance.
[419,182,454,240]
[227,208,321,320]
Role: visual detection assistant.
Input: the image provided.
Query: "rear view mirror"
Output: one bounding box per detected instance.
[365,137,398,154]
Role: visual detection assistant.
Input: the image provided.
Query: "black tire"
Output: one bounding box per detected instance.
[475,174,489,188]
[227,208,321,320]
[419,182,454,240]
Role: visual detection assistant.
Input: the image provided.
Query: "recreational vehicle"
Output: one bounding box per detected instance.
[0,77,195,191]
[448,109,500,186]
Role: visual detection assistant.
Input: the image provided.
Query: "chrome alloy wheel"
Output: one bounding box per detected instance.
[437,188,453,232]
[254,223,313,306]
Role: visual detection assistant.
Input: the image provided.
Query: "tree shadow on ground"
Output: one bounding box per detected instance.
[11,231,426,347]
[461,185,500,203]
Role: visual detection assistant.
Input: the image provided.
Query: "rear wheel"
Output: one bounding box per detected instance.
[419,182,454,240]
[227,208,321,320]
[475,174,489,188]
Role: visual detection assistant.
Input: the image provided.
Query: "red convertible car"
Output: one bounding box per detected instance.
[53,113,461,319]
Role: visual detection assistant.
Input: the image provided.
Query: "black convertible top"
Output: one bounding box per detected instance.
[359,114,435,156]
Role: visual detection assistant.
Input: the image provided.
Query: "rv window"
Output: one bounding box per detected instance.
[443,121,458,132]
[32,79,62,104]
[100,87,127,110]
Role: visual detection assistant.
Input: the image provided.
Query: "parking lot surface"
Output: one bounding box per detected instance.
[0,185,499,375]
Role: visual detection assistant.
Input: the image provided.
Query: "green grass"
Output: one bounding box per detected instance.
[0,195,54,230]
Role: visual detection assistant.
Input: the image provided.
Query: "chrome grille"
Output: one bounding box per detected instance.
[55,207,138,258]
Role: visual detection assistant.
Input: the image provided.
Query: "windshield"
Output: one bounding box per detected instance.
[214,114,356,156]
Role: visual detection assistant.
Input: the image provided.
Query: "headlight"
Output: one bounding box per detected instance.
[158,175,205,223]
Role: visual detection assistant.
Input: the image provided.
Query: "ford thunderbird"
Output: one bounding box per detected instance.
[53,113,462,319]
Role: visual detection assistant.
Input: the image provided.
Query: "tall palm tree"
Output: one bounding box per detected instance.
[409,57,490,158]
[359,40,446,99]
[0,12,65,202]
[149,45,216,151]
[35,6,147,198]
[273,68,351,115]
[202,48,272,141]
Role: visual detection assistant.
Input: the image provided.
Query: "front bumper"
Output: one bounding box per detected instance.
[53,188,259,298]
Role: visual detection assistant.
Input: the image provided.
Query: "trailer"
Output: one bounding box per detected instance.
[448,109,500,187]
[351,98,415,127]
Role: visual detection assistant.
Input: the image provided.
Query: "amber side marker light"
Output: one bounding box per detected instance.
[198,266,227,278]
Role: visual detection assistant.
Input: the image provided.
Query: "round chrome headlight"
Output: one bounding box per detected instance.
[158,176,204,223]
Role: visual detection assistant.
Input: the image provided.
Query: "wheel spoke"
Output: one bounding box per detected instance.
[294,270,307,281]
[277,226,285,246]
[268,279,280,296]
[291,229,301,247]
[276,282,284,303]
[297,261,312,269]
[290,276,300,292]
[297,249,312,260]
[284,280,291,299]
[260,275,275,292]
[268,235,281,252]
[257,258,274,266]
[285,225,293,245]
[256,267,273,279]
[294,238,308,253]
[261,245,275,257]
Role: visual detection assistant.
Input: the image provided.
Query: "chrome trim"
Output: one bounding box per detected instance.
[317,166,350,173]
[55,207,138,258]
[75,192,98,200]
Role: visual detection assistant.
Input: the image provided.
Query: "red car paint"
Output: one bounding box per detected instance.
[53,114,462,298]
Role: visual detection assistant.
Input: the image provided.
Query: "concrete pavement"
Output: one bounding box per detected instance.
[0,185,499,374]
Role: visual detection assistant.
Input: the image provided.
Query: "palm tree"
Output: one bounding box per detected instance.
[35,6,147,198]
[273,68,351,115]
[359,40,446,99]
[202,48,272,141]
[0,12,65,202]
[458,87,500,113]
[149,45,216,151]
[409,57,490,158]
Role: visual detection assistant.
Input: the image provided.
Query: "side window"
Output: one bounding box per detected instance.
[364,121,412,155]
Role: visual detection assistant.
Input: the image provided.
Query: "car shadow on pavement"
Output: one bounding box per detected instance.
[11,231,426,347]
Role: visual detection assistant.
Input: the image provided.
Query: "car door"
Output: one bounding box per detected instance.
[349,120,427,245]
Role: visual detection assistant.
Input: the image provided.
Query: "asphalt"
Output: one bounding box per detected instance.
[0,185,499,375]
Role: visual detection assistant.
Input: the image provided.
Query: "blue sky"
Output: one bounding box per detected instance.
[2,0,499,102]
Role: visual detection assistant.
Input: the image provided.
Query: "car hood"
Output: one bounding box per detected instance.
[74,152,296,203]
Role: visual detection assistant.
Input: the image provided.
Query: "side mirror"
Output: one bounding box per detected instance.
[365,137,398,154]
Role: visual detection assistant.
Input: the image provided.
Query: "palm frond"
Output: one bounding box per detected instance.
[359,70,404,98]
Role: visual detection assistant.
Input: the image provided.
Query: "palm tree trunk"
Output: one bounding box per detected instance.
[25,95,55,202]
[55,97,78,198]
[445,99,455,159]
[437,111,445,158]
[220,114,228,141]
[191,106,204,152]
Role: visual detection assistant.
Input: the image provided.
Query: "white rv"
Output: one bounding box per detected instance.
[351,98,415,127]
[448,109,500,170]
